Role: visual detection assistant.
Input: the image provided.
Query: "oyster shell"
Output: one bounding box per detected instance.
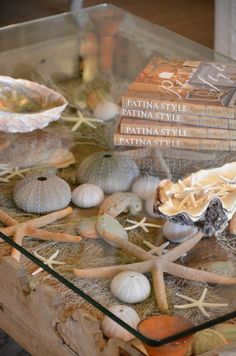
[154,161,236,236]
[0,76,67,132]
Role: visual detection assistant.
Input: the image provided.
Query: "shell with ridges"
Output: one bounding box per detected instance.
[13,173,71,214]
[77,151,140,194]
[98,192,142,217]
[111,270,151,303]
[131,175,160,201]
[72,183,104,208]
[163,221,198,243]
[101,305,140,341]
[192,329,227,355]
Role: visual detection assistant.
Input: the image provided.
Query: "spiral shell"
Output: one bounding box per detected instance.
[72,183,104,208]
[111,271,151,303]
[131,175,160,201]
[13,173,71,213]
[163,220,198,243]
[101,305,140,341]
[77,151,139,194]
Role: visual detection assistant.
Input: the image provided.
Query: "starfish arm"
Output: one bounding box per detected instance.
[124,224,139,231]
[152,264,169,312]
[48,250,59,261]
[165,231,204,262]
[26,226,82,243]
[33,252,47,262]
[198,305,210,318]
[24,207,73,229]
[51,261,66,266]
[203,302,228,307]
[73,260,154,279]
[164,261,236,285]
[32,267,43,276]
[71,120,83,131]
[199,287,208,302]
[175,303,196,309]
[175,293,197,303]
[141,225,149,233]
[84,121,99,129]
[144,222,162,228]
[0,209,18,226]
[11,226,26,262]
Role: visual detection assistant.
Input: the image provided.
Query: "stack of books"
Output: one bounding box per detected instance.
[114,57,236,151]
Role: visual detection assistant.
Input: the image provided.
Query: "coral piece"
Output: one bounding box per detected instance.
[77,151,140,194]
[174,288,228,318]
[32,250,66,276]
[74,214,236,312]
[143,240,169,256]
[13,173,71,214]
[110,270,150,303]
[101,305,140,342]
[131,175,160,201]
[61,109,103,131]
[124,217,161,232]
[163,220,198,243]
[0,207,81,262]
[72,183,104,208]
[154,162,236,236]
[98,192,142,217]
[0,76,67,132]
[192,329,227,355]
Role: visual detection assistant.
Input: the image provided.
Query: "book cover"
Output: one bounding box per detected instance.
[121,107,236,129]
[120,117,236,139]
[122,58,236,118]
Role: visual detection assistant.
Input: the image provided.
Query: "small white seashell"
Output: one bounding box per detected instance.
[111,270,151,303]
[72,183,104,208]
[93,101,119,121]
[145,195,160,218]
[163,220,198,243]
[13,173,71,214]
[101,305,140,341]
[131,175,160,201]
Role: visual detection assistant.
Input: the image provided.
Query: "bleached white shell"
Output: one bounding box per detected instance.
[101,305,140,341]
[93,101,119,121]
[145,195,160,218]
[131,175,160,201]
[163,221,198,243]
[72,183,104,208]
[111,271,151,303]
[77,151,140,194]
[0,76,67,133]
[13,173,71,214]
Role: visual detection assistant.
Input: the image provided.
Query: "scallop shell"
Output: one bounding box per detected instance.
[111,271,151,303]
[72,183,104,208]
[77,151,140,194]
[154,162,236,236]
[13,173,71,213]
[93,100,119,121]
[163,221,198,243]
[192,329,227,355]
[131,175,160,201]
[0,76,67,133]
[101,305,140,342]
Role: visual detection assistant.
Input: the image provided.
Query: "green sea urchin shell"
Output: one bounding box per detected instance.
[192,328,227,355]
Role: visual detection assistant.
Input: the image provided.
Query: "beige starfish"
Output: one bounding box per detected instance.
[0,167,31,183]
[74,214,236,313]
[32,250,65,276]
[0,208,82,262]
[125,217,161,232]
[175,287,228,318]
[62,110,103,131]
[143,240,169,256]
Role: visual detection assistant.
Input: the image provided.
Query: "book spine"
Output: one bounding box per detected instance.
[120,118,236,140]
[122,94,236,119]
[121,107,236,129]
[113,133,236,151]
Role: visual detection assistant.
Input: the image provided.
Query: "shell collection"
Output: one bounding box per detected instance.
[72,183,104,208]
[13,173,71,214]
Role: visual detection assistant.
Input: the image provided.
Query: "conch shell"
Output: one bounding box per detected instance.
[154,162,236,236]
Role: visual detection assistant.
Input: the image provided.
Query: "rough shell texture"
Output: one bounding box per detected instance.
[111,270,151,303]
[154,162,236,236]
[192,329,227,355]
[93,101,119,121]
[98,192,142,217]
[96,214,128,247]
[0,76,67,133]
[13,173,71,214]
[131,175,160,201]
[101,305,140,342]
[72,183,104,208]
[163,221,198,243]
[77,151,140,194]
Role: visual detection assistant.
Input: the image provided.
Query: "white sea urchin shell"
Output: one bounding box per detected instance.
[131,175,160,201]
[13,173,71,213]
[93,101,119,121]
[163,220,198,243]
[72,183,104,208]
[111,270,151,303]
[101,305,140,341]
[77,151,140,194]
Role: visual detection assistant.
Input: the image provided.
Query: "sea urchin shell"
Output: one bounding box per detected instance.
[13,173,71,214]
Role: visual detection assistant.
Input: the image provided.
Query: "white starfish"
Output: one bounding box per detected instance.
[124,217,161,232]
[0,167,31,183]
[143,240,169,256]
[175,287,228,318]
[32,250,66,276]
[219,175,236,185]
[62,110,103,131]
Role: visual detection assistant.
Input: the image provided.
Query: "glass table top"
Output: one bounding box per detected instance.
[0,3,236,350]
